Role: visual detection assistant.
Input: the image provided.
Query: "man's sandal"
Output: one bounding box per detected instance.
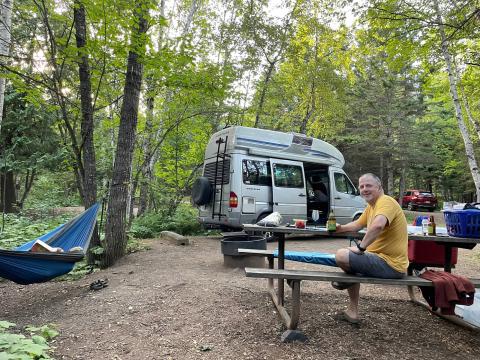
[90,278,109,291]
[331,281,354,290]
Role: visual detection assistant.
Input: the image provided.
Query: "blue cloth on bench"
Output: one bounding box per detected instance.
[273,250,337,267]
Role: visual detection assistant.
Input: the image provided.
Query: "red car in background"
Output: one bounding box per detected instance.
[400,190,437,211]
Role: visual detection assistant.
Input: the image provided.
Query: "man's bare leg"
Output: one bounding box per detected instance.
[335,248,360,320]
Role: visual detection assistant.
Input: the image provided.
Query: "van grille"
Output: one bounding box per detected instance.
[203,160,230,184]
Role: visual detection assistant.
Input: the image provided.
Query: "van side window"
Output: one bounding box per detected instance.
[242,160,271,186]
[203,160,230,184]
[272,164,304,188]
[334,173,356,195]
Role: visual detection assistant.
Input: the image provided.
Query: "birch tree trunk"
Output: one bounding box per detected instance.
[102,0,149,267]
[0,0,13,134]
[433,0,480,201]
[459,82,480,141]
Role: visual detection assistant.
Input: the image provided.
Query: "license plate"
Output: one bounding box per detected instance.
[425,201,430,204]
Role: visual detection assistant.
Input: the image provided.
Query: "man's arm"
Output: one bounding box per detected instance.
[351,215,388,253]
[336,220,364,233]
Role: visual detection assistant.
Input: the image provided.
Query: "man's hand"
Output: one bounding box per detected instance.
[336,221,363,234]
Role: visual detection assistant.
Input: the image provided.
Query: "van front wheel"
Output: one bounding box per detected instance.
[353,214,361,222]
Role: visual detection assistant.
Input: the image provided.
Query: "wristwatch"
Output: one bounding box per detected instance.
[356,243,366,252]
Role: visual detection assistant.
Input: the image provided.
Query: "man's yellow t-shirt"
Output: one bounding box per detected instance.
[356,194,409,273]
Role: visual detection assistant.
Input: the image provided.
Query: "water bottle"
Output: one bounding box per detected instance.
[421,218,428,236]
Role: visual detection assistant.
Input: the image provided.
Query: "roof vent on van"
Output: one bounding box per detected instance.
[292,134,313,146]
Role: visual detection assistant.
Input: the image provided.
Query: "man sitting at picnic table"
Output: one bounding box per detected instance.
[333,173,408,324]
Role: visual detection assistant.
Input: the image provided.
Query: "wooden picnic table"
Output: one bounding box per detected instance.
[241,224,480,333]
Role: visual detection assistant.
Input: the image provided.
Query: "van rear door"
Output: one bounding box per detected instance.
[270,159,307,219]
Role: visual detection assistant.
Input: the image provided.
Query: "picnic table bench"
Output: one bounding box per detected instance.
[240,225,480,337]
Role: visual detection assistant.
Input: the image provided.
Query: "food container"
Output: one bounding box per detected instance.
[294,219,306,229]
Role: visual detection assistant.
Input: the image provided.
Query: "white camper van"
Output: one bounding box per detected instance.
[192,126,366,230]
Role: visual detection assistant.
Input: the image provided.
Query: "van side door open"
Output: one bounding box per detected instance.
[270,159,307,220]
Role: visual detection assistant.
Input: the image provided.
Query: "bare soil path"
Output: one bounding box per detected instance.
[1,235,479,360]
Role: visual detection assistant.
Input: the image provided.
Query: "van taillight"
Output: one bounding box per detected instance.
[229,192,238,208]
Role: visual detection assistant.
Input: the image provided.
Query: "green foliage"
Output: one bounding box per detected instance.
[130,203,204,239]
[0,213,70,250]
[125,237,151,253]
[0,322,58,359]
[57,261,97,282]
[25,173,81,209]
[404,212,415,225]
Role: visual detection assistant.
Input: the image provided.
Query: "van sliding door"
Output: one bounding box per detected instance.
[270,159,307,219]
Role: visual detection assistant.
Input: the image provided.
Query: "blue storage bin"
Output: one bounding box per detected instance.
[444,209,480,238]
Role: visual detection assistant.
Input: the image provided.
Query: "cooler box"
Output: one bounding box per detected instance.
[408,240,458,268]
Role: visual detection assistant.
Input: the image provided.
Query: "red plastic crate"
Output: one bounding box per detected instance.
[408,240,458,267]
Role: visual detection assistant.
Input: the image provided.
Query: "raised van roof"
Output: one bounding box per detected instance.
[204,126,344,167]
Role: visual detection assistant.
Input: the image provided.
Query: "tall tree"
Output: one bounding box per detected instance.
[432,0,480,201]
[367,0,480,199]
[73,0,99,263]
[0,0,13,134]
[102,0,150,267]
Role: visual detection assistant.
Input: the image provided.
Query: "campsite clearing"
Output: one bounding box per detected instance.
[1,234,479,360]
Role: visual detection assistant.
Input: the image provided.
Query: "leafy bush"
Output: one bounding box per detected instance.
[0,320,58,359]
[130,204,205,238]
[0,213,70,250]
[24,172,81,209]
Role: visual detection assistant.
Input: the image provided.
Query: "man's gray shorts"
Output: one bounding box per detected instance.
[348,251,404,279]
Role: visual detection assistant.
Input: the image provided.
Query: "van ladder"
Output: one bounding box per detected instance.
[211,136,230,220]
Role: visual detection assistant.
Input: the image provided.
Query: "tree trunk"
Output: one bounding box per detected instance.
[398,166,406,207]
[0,170,16,213]
[74,0,100,264]
[459,83,480,141]
[254,60,275,128]
[0,0,13,134]
[434,0,480,202]
[102,1,149,267]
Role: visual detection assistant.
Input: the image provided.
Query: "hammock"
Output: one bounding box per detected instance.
[273,249,337,267]
[0,203,99,285]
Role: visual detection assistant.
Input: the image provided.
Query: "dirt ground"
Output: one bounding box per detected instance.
[1,234,480,360]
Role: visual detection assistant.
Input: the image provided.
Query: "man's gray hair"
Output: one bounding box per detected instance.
[359,173,382,188]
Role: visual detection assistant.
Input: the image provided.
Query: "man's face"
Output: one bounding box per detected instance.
[358,176,382,204]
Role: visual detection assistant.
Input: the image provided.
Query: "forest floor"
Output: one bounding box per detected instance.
[1,220,480,360]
